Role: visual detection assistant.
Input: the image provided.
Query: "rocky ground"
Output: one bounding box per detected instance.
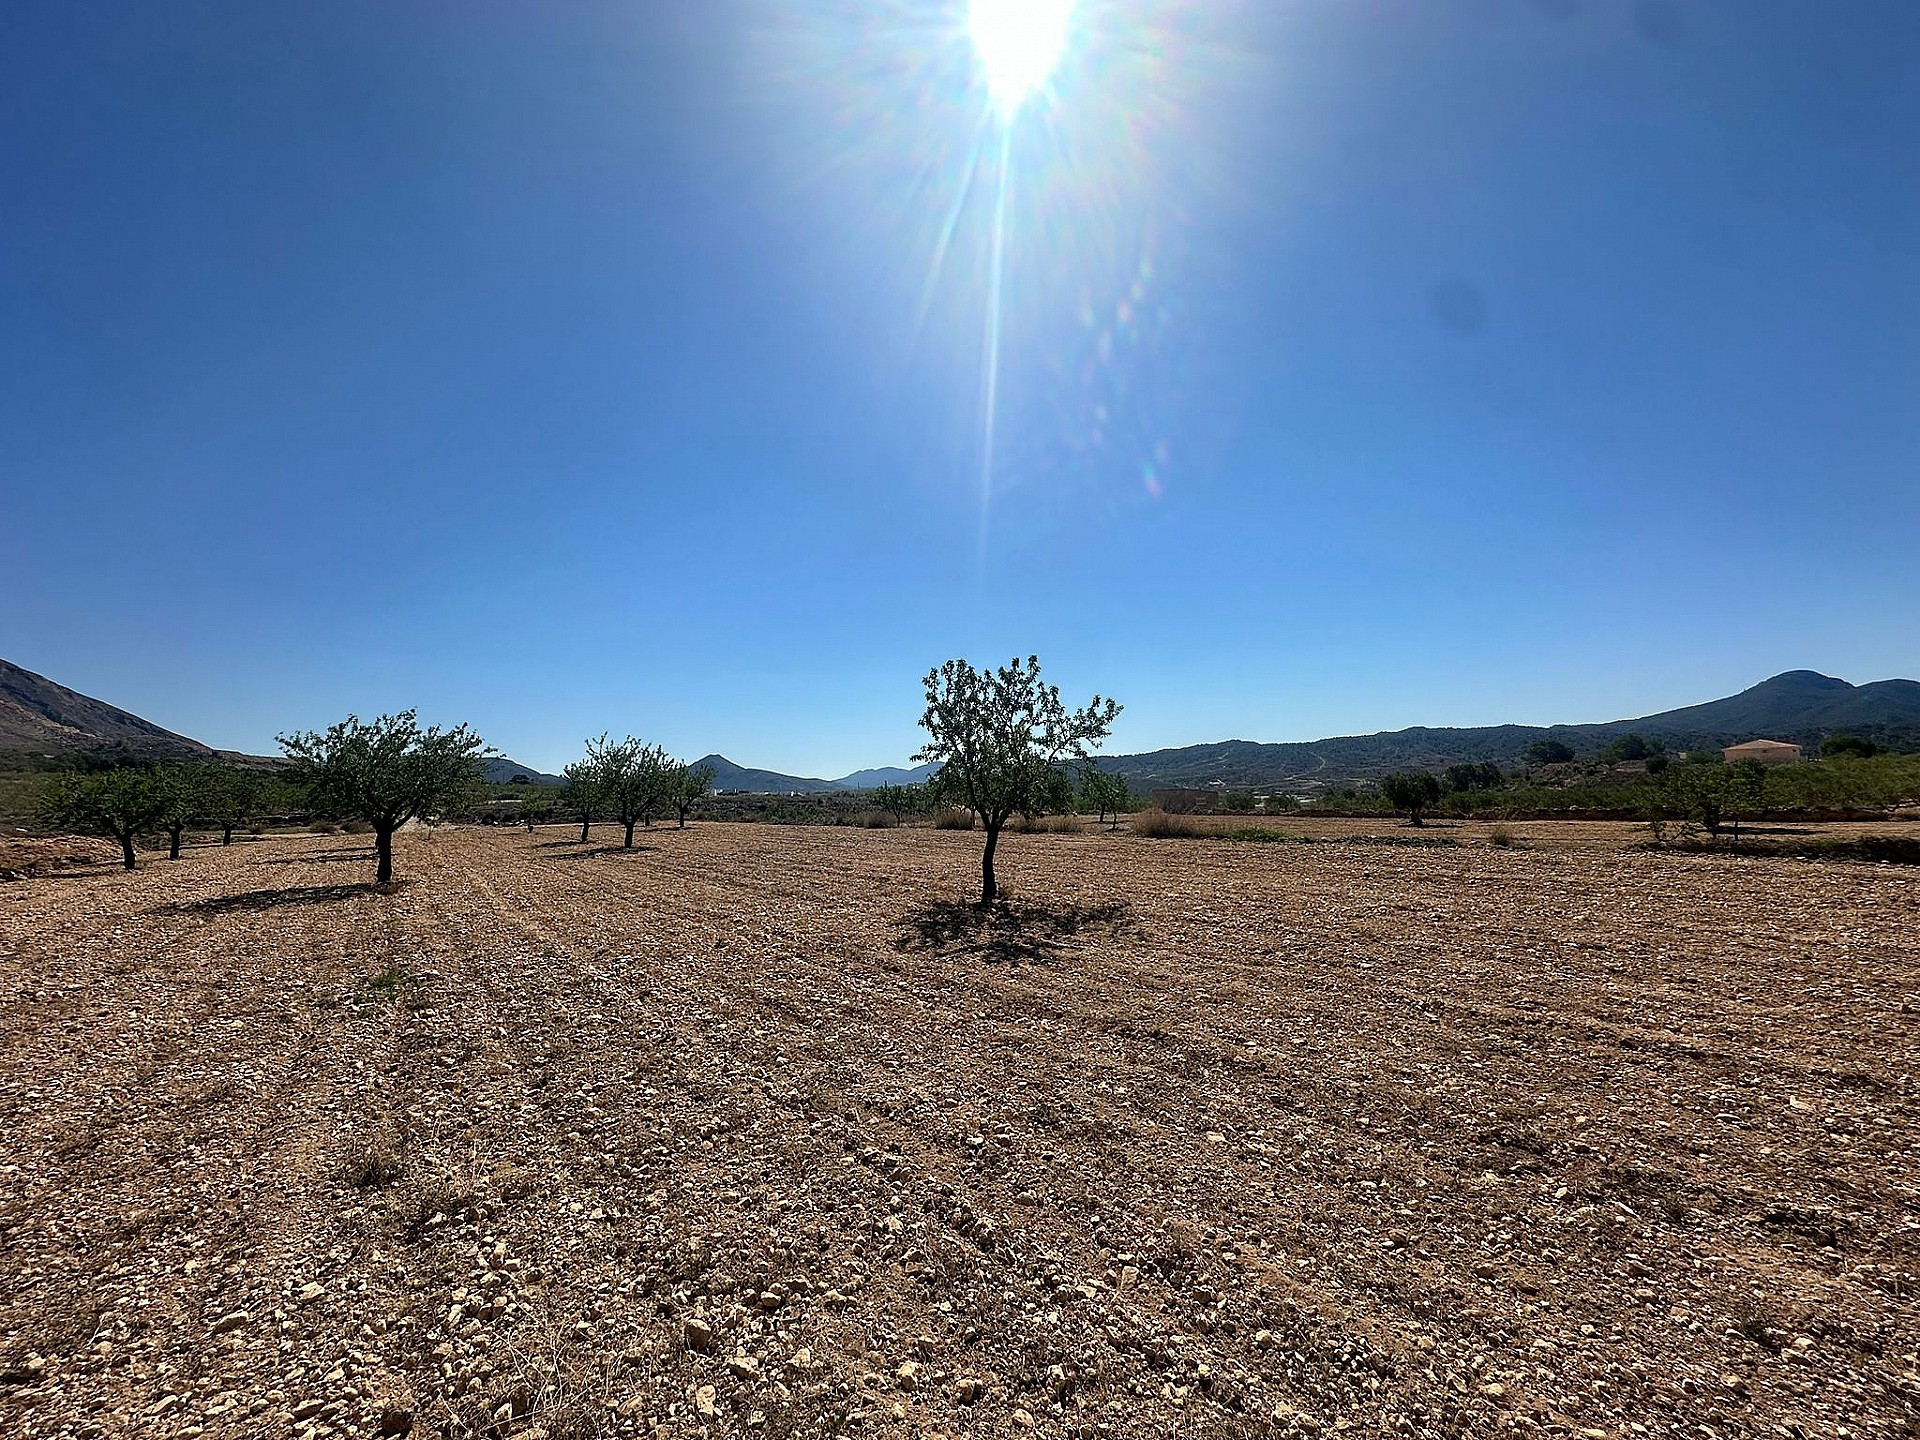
[1,822,1916,1439]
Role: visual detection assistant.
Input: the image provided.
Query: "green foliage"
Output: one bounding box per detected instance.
[1523,739,1575,766]
[199,766,267,842]
[39,765,169,869]
[1822,734,1879,759]
[869,783,926,824]
[278,711,489,883]
[1442,762,1504,792]
[1262,790,1300,813]
[1078,765,1132,826]
[914,656,1119,904]
[587,735,673,847]
[1380,770,1442,825]
[1599,733,1663,763]
[1656,759,1769,839]
[559,753,603,838]
[517,789,554,830]
[668,761,717,827]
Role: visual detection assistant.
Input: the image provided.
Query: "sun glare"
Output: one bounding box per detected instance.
[969,0,1075,115]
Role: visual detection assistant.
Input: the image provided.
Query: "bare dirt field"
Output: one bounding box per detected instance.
[2,823,1916,1440]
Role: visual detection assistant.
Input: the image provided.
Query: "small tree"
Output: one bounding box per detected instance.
[668,761,716,828]
[1523,738,1575,766]
[518,789,553,832]
[1078,765,1131,827]
[156,764,213,860]
[40,766,168,870]
[202,766,264,845]
[1663,763,1730,839]
[1726,757,1769,841]
[1381,771,1441,827]
[278,711,489,884]
[869,783,923,826]
[914,656,1119,905]
[593,735,671,848]
[559,752,604,842]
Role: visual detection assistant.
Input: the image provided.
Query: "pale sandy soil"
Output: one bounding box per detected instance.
[1,823,1916,1440]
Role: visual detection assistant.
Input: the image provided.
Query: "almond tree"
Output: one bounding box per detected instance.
[278,711,488,884]
[156,764,210,860]
[593,735,671,848]
[668,761,716,828]
[914,656,1119,906]
[559,752,604,842]
[40,766,168,870]
[1079,765,1131,828]
[203,766,266,845]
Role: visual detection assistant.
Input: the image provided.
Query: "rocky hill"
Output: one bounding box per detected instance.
[0,659,212,762]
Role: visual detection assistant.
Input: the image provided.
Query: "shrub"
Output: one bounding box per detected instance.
[1381,771,1442,826]
[859,810,895,829]
[933,808,976,831]
[1488,824,1519,848]
[1133,808,1209,838]
[1039,814,1080,834]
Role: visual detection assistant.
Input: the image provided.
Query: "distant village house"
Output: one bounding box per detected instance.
[1721,739,1802,765]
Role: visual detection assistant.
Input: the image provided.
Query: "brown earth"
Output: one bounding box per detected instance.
[1,823,1916,1440]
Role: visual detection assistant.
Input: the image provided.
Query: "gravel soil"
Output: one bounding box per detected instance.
[1,823,1916,1440]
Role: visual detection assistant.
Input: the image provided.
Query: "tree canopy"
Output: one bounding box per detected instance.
[278,711,488,883]
[1380,770,1442,826]
[914,656,1119,904]
[40,765,168,870]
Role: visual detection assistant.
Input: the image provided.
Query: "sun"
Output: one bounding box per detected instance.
[969,0,1075,116]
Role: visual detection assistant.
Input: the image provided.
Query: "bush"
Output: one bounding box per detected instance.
[859,810,895,829]
[1487,824,1520,848]
[932,808,975,830]
[1039,814,1080,834]
[1133,808,1209,838]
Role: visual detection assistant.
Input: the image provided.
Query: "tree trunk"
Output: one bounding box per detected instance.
[979,822,1001,907]
[168,825,183,860]
[677,810,687,829]
[624,820,637,849]
[376,828,395,886]
[119,832,137,870]
[580,818,591,842]
[222,825,234,845]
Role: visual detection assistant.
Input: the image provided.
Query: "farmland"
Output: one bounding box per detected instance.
[1,823,1916,1439]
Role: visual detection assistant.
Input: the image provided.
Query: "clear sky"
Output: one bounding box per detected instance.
[4,1,1917,777]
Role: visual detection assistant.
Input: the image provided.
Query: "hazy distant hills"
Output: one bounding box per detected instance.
[704,671,1920,794]
[4,658,1915,793]
[482,757,563,785]
[1095,671,1920,791]
[695,754,938,795]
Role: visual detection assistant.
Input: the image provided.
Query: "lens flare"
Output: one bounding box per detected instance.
[969,0,1074,115]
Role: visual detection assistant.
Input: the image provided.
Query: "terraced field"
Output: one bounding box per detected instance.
[1,823,1915,1439]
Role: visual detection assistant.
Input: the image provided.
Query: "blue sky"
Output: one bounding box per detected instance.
[4,1,1916,776]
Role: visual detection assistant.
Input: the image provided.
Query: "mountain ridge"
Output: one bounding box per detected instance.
[4,659,1915,793]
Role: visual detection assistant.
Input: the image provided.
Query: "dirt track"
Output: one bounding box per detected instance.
[1,823,1916,1439]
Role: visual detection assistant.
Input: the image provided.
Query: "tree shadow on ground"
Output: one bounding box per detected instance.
[544,844,657,860]
[158,882,391,915]
[260,849,375,866]
[893,898,1133,966]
